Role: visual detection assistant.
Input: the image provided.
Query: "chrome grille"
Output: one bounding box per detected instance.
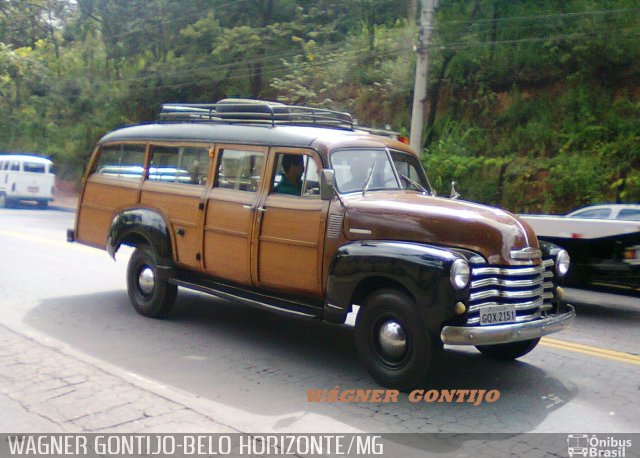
[466,259,555,325]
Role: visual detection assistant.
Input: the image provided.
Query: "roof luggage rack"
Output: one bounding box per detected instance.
[159,99,354,131]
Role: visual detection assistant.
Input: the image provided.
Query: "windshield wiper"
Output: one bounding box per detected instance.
[362,161,376,196]
[399,172,429,194]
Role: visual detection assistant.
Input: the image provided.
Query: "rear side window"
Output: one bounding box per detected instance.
[215,149,264,192]
[618,209,640,221]
[95,144,146,179]
[10,161,19,171]
[23,162,46,173]
[148,145,210,185]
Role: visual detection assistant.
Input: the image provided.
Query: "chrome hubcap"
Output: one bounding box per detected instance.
[138,267,155,295]
[378,320,407,359]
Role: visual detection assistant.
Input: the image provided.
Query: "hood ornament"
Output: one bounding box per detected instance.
[450,181,460,200]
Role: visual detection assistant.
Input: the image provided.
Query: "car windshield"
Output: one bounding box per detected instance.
[331,148,431,194]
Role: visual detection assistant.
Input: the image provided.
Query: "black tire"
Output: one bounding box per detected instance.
[354,289,434,391]
[127,246,177,318]
[475,338,540,361]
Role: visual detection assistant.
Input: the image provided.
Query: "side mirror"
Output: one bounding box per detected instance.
[320,169,337,201]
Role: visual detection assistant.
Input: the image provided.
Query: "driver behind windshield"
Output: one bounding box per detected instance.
[341,155,373,192]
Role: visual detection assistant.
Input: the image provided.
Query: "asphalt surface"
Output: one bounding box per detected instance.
[0,205,638,457]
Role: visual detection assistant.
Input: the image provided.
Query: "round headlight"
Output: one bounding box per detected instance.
[555,249,570,277]
[450,259,470,290]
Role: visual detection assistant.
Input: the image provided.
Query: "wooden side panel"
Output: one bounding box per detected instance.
[203,188,256,285]
[140,181,204,269]
[76,175,141,248]
[257,196,327,295]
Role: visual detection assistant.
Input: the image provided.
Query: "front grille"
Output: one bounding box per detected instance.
[466,259,555,325]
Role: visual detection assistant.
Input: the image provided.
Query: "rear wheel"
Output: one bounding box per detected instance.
[475,338,540,360]
[127,246,177,318]
[354,289,434,391]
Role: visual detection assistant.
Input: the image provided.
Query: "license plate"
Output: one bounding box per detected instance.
[28,186,39,193]
[479,305,516,325]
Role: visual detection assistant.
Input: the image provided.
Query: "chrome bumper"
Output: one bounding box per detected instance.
[440,304,576,346]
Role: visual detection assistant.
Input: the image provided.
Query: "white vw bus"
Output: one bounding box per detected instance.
[0,154,55,208]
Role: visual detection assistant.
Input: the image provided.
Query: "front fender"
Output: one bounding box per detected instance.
[106,209,173,262]
[325,241,468,330]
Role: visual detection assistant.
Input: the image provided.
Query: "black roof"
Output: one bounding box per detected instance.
[99,122,365,148]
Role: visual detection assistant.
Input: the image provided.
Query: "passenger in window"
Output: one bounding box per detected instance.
[274,155,304,196]
[189,159,202,184]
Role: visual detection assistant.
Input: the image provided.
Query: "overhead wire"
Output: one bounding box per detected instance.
[437,6,640,27]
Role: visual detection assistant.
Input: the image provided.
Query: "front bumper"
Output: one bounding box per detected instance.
[440,304,576,346]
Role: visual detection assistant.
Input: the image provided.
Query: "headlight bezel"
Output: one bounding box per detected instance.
[450,258,471,290]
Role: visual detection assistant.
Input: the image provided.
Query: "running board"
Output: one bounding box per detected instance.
[170,278,323,319]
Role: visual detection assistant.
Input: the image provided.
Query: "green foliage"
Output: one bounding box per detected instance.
[0,0,638,213]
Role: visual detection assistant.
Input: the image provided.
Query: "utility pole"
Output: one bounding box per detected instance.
[410,0,437,155]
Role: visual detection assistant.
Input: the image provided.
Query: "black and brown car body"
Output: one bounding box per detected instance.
[69,101,575,389]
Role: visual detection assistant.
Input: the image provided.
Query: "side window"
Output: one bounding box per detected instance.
[271,153,320,198]
[95,144,146,179]
[572,209,611,219]
[23,162,45,173]
[618,209,640,221]
[182,146,211,185]
[10,161,20,171]
[215,149,264,192]
[148,145,211,185]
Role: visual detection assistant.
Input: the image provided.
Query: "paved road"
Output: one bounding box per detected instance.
[0,207,639,438]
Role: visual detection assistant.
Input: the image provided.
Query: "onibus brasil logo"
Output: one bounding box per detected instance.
[567,434,632,457]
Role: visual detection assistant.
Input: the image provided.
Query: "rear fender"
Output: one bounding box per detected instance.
[106,209,173,264]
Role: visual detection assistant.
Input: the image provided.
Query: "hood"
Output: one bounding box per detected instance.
[343,191,540,265]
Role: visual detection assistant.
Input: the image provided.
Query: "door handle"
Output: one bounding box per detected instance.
[242,204,254,210]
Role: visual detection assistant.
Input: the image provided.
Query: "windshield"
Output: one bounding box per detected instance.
[331,148,430,194]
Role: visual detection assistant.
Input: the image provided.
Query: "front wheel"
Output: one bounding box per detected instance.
[354,289,435,391]
[475,338,540,361]
[127,246,177,318]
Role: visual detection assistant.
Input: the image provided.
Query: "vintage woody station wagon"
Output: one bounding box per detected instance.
[68,100,575,389]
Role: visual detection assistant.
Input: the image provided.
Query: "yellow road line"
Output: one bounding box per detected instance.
[541,337,640,366]
[0,229,104,256]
